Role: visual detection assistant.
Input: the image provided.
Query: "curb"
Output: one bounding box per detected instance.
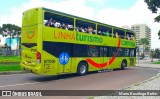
[122,70,160,90]
[0,71,27,75]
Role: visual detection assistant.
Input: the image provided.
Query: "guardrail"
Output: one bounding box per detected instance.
[1,49,20,56]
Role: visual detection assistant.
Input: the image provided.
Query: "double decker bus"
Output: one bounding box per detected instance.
[20,7,136,76]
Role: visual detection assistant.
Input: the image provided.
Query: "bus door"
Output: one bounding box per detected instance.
[130,48,135,66]
[103,47,109,69]
[58,43,72,73]
[99,47,104,69]
[99,47,109,69]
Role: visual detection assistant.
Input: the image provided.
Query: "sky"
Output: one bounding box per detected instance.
[0,0,160,49]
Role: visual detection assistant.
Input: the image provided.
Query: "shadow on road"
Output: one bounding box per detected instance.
[27,68,134,82]
[28,73,77,82]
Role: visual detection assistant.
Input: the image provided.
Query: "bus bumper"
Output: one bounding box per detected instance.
[20,63,42,75]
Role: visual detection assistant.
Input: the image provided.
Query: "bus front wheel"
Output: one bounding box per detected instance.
[77,62,88,76]
[121,60,127,70]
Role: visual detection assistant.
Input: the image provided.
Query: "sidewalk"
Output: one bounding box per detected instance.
[136,60,160,69]
[95,60,160,99]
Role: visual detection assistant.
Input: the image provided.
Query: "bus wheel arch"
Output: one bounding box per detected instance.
[121,59,127,70]
[77,61,88,76]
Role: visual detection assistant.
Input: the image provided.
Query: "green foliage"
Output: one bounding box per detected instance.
[0,56,20,63]
[0,24,21,37]
[0,27,2,34]
[0,64,21,72]
[145,0,160,13]
[158,30,160,39]
[139,38,149,55]
[0,56,21,72]
[152,61,160,64]
[154,48,160,58]
[145,0,160,39]
[154,15,160,22]
[2,24,21,32]
[139,38,149,45]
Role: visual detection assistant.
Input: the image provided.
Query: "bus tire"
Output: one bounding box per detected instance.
[121,60,127,70]
[77,62,88,76]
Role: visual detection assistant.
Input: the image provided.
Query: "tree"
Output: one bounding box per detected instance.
[158,30,160,39]
[0,24,21,50]
[139,38,149,57]
[154,48,160,59]
[145,0,160,39]
[1,24,21,37]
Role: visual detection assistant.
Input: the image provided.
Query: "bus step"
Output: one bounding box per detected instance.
[98,69,113,73]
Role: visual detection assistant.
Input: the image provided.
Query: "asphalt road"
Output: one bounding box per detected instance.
[0,66,159,91]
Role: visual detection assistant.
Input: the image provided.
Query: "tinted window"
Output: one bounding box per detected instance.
[124,48,130,57]
[99,47,104,57]
[104,47,108,57]
[43,42,73,57]
[117,48,123,56]
[73,44,88,57]
[130,48,136,57]
[109,47,116,57]
[88,46,99,57]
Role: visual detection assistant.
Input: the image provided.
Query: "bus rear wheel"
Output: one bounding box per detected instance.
[77,62,88,76]
[121,61,127,70]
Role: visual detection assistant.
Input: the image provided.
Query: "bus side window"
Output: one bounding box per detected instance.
[44,12,74,31]
[103,47,108,57]
[88,46,99,57]
[109,47,116,57]
[126,31,134,40]
[76,19,96,34]
[97,25,111,37]
[118,30,125,39]
[113,29,125,39]
[73,44,88,57]
[97,25,105,36]
[117,48,123,56]
[106,27,112,37]
[123,48,130,57]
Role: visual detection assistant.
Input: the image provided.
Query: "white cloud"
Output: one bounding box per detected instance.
[0,0,159,49]
[87,0,105,6]
[0,0,95,26]
[94,0,160,49]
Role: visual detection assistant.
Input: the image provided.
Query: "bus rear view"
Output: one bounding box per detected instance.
[20,8,42,75]
[21,7,136,76]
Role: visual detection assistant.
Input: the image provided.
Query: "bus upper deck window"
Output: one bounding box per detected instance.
[76,20,96,34]
[44,12,74,31]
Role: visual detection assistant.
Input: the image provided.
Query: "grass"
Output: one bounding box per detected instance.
[0,55,21,72]
[0,63,21,72]
[0,55,20,63]
[152,61,160,64]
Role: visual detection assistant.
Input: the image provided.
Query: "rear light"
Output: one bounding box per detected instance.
[36,51,41,64]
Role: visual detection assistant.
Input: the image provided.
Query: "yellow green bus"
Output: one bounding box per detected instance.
[20,7,136,76]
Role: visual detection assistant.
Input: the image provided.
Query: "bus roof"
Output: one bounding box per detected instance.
[38,7,135,34]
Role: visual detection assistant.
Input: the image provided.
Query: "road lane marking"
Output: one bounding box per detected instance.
[0,82,41,88]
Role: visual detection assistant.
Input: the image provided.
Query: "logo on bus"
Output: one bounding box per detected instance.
[86,39,121,68]
[59,52,70,65]
[27,30,35,39]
